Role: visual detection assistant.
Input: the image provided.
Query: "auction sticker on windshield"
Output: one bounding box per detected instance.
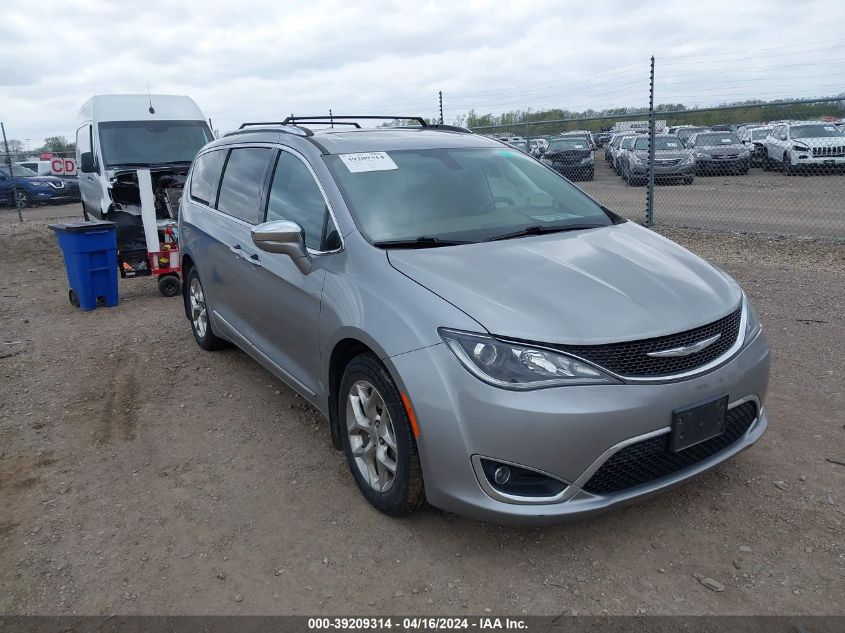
[339,152,398,173]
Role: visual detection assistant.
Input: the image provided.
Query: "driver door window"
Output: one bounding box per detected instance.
[265,151,339,251]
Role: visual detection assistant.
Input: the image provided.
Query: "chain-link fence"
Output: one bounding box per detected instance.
[465,59,845,240]
[1,123,81,218]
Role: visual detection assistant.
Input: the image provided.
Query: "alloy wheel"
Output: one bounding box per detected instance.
[189,277,208,339]
[346,380,398,493]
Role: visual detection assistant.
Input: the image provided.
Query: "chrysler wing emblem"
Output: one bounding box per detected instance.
[647,333,721,358]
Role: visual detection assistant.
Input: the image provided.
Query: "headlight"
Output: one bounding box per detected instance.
[580,156,593,164]
[743,293,762,344]
[630,153,643,164]
[792,144,810,152]
[694,151,710,159]
[739,150,750,158]
[31,181,51,187]
[439,329,617,389]
[682,153,695,163]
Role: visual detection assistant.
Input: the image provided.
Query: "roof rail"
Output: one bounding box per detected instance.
[282,115,429,128]
[427,123,473,134]
[236,122,313,137]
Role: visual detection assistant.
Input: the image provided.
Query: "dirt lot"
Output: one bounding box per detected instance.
[1,204,843,616]
[581,152,845,239]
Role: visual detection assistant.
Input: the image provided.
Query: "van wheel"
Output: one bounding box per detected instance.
[186,268,227,351]
[339,353,425,516]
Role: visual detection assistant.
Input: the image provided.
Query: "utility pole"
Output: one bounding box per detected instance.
[646,55,656,227]
[2,122,23,222]
[438,91,443,124]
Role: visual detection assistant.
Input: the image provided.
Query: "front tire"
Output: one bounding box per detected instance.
[339,353,424,516]
[185,267,227,351]
[783,154,796,176]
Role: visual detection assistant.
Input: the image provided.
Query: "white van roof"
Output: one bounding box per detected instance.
[79,94,206,123]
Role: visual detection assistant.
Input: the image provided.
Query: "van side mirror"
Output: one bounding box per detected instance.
[251,220,312,274]
[80,152,98,174]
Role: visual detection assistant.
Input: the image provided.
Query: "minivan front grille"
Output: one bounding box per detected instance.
[552,305,742,378]
[582,400,758,495]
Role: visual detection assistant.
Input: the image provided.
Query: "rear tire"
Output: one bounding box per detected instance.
[339,353,425,516]
[185,267,228,351]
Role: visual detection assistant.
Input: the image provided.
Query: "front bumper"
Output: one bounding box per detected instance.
[792,154,845,167]
[696,157,750,172]
[549,162,593,174]
[630,163,694,178]
[386,330,770,525]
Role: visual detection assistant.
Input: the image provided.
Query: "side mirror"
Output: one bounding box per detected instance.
[780,134,787,141]
[79,152,98,174]
[251,220,311,274]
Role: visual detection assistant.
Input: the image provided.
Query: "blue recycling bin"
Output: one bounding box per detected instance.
[49,221,119,311]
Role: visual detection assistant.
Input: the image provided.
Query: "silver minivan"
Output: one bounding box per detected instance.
[179,117,770,525]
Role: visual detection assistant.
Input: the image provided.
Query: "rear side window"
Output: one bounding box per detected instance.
[266,151,336,250]
[190,150,226,206]
[216,148,272,224]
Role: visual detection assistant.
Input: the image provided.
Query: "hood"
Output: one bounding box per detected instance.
[792,137,845,147]
[634,149,689,160]
[20,175,64,184]
[387,222,741,345]
[696,144,745,155]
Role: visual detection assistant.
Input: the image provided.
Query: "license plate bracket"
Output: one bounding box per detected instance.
[670,396,729,452]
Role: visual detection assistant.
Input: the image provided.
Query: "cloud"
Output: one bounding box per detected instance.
[1,0,844,144]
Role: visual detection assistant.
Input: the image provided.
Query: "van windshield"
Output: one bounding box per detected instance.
[325,147,613,244]
[98,120,213,168]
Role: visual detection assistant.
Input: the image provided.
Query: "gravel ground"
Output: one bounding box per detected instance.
[0,205,843,616]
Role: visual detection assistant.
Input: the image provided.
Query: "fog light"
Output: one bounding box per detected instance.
[493,466,511,485]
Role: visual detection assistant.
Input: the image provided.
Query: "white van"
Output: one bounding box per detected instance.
[76,94,213,222]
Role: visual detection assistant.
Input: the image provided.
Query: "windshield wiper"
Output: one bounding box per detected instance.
[373,236,474,249]
[484,223,604,242]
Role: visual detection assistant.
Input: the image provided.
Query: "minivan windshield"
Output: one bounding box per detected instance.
[325,147,614,245]
[98,120,213,168]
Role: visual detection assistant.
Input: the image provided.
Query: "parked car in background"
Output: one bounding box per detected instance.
[560,130,596,149]
[179,118,770,524]
[678,126,710,147]
[763,121,845,175]
[0,164,81,207]
[688,131,750,175]
[621,135,694,186]
[595,132,612,147]
[540,136,594,180]
[505,139,532,154]
[738,126,772,167]
[613,136,638,175]
[529,138,548,157]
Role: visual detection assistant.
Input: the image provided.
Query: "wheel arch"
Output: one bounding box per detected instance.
[327,337,379,450]
[181,254,195,320]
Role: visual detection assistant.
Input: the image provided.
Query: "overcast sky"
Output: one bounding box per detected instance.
[2,0,844,146]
